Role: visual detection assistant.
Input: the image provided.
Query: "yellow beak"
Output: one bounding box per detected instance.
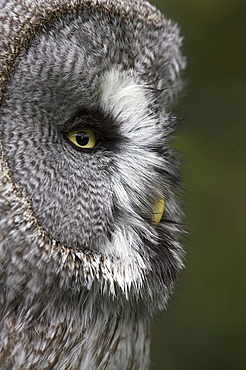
[151,195,165,227]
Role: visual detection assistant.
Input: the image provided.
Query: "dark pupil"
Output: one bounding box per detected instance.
[76,131,89,146]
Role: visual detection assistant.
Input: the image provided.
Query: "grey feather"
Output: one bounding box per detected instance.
[0,1,186,369]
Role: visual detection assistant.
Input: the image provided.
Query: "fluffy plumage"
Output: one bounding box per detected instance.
[0,1,186,369]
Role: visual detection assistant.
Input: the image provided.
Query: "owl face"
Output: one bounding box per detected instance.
[0,7,185,309]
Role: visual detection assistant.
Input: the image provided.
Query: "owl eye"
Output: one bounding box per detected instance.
[67,130,99,149]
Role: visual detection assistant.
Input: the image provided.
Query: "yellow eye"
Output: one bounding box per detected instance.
[67,130,98,149]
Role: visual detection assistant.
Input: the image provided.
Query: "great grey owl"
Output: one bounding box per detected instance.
[0,0,186,369]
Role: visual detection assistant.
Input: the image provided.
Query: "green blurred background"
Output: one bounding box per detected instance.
[149,0,246,369]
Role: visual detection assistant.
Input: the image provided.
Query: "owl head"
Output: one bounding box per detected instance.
[0,0,185,317]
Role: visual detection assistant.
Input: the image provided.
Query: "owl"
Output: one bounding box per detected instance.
[0,0,186,369]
